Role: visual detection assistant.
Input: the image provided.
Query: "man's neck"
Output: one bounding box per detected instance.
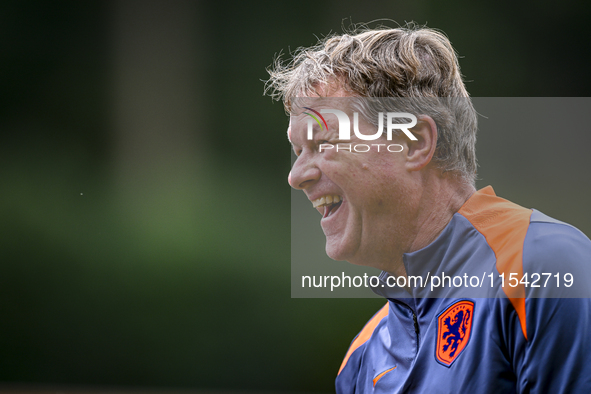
[387,175,476,278]
[409,179,475,253]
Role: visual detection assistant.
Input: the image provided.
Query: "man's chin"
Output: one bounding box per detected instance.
[325,239,356,262]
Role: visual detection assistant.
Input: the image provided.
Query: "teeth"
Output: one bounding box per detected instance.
[312,195,341,208]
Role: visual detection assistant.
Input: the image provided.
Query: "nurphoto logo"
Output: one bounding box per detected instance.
[303,106,418,153]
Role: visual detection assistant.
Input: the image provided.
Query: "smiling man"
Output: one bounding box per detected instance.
[267,25,591,393]
[287,93,474,276]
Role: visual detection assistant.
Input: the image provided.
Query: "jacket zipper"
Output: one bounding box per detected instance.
[389,299,421,352]
[412,312,420,349]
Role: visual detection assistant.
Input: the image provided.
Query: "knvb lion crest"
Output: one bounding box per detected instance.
[436,300,475,367]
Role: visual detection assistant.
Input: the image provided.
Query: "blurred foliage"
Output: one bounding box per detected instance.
[0,0,590,393]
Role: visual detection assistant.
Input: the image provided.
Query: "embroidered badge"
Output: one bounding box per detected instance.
[436,300,474,367]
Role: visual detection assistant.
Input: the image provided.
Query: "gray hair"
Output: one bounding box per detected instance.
[265,24,478,184]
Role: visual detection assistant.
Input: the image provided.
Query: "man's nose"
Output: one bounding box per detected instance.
[288,155,321,190]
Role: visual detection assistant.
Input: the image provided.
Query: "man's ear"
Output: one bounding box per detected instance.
[404,115,437,172]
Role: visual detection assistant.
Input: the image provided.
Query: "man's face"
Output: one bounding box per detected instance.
[288,97,414,269]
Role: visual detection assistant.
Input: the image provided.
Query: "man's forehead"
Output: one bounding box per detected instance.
[289,98,351,132]
[288,92,357,144]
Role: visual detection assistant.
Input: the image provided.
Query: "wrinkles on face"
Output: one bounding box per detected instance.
[288,103,413,268]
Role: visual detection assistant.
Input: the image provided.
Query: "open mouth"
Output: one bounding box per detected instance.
[311,195,343,219]
[323,200,343,218]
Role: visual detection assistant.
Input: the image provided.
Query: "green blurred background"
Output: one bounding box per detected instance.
[1,0,590,392]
